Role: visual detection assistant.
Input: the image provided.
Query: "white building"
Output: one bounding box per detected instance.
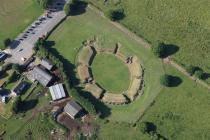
[49,83,66,101]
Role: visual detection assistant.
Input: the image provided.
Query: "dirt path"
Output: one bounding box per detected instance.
[88,4,210,91]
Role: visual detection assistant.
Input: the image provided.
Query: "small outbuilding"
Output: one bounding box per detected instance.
[29,66,53,86]
[49,83,66,101]
[64,100,82,119]
[41,58,54,70]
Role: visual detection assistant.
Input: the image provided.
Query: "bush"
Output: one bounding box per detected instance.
[36,0,52,9]
[107,8,125,21]
[6,71,18,84]
[185,65,196,76]
[160,74,171,87]
[194,69,203,79]
[152,42,166,58]
[4,38,11,48]
[12,64,22,74]
[64,3,71,16]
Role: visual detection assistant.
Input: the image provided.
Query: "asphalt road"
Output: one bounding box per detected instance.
[5,0,66,64]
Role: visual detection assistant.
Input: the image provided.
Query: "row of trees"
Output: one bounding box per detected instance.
[34,38,96,115]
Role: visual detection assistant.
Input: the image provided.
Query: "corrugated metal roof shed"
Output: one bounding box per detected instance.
[49,83,66,100]
[31,66,53,86]
[64,100,82,119]
[41,58,53,70]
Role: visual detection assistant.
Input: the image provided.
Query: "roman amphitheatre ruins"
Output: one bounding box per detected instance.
[76,37,145,105]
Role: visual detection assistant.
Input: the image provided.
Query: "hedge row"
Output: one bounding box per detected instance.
[35,39,96,115]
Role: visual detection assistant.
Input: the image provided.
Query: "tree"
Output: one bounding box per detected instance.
[12,64,22,74]
[194,69,203,79]
[160,74,171,87]
[4,38,11,48]
[152,42,166,58]
[37,0,52,9]
[12,96,22,114]
[107,8,125,21]
[64,0,82,16]
[138,122,147,134]
[7,71,18,84]
[64,3,71,15]
[185,65,196,76]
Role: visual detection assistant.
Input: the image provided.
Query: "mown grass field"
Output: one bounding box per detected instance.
[97,64,210,140]
[48,7,164,122]
[0,0,42,48]
[92,54,130,93]
[87,0,210,83]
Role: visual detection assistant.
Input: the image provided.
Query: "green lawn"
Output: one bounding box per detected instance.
[87,0,210,84]
[96,64,210,139]
[140,64,210,139]
[92,54,130,93]
[48,8,164,122]
[0,0,42,48]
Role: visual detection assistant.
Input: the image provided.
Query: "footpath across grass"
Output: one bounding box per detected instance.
[0,0,42,48]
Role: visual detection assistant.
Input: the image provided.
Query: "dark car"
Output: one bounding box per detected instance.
[0,52,7,61]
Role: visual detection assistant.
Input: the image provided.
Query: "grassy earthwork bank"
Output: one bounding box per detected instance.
[0,0,42,48]
[48,7,164,122]
[87,0,210,84]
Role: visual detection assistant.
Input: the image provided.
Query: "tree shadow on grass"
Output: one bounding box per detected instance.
[70,1,88,16]
[45,40,80,86]
[45,40,55,48]
[145,122,157,133]
[169,76,182,87]
[202,73,210,80]
[162,43,179,58]
[77,87,111,118]
[20,99,38,112]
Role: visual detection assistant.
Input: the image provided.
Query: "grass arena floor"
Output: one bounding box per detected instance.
[92,53,130,93]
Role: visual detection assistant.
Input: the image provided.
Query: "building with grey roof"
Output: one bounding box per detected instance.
[49,83,66,101]
[30,66,53,86]
[41,58,54,70]
[64,100,82,119]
